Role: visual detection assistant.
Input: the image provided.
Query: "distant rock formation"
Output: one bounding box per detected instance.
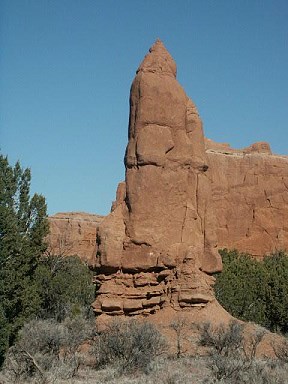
[206,141,288,257]
[91,40,222,316]
[47,212,104,265]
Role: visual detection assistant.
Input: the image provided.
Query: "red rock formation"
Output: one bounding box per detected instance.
[47,41,288,318]
[206,141,288,257]
[92,40,222,316]
[47,212,104,265]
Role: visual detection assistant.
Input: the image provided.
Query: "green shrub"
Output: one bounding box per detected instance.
[0,155,96,367]
[215,249,288,333]
[263,252,288,333]
[214,250,267,326]
[35,255,95,321]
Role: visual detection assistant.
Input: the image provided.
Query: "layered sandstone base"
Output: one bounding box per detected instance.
[92,258,215,316]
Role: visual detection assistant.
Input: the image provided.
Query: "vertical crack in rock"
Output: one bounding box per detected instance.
[282,177,288,191]
[195,172,203,233]
[264,189,272,208]
[181,203,189,243]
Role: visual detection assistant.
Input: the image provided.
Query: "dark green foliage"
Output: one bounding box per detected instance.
[215,250,267,326]
[215,249,288,333]
[0,305,9,368]
[35,255,95,321]
[0,155,49,365]
[263,252,288,333]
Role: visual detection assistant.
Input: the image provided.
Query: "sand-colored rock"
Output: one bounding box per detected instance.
[206,141,288,257]
[47,212,104,265]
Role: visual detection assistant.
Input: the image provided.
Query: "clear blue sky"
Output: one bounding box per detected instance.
[1,0,287,216]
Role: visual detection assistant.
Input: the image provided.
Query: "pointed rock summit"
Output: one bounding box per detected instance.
[137,39,177,77]
[93,41,222,316]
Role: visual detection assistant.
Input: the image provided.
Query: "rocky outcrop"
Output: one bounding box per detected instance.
[47,41,288,317]
[47,212,104,265]
[92,40,222,316]
[206,140,288,257]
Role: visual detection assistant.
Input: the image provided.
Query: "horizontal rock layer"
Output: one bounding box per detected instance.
[92,269,215,316]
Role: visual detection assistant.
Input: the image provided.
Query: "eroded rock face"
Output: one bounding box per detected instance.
[92,40,222,316]
[47,212,104,265]
[206,141,288,257]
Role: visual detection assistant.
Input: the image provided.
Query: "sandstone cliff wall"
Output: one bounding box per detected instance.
[48,145,288,262]
[47,212,104,265]
[206,140,288,257]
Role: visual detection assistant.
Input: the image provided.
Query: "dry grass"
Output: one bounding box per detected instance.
[2,355,287,384]
[1,317,288,384]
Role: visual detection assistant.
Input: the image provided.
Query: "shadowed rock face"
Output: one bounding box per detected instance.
[92,40,222,316]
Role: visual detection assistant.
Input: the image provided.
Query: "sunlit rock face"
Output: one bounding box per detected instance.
[47,41,288,318]
[47,212,104,265]
[93,40,222,316]
[206,140,288,257]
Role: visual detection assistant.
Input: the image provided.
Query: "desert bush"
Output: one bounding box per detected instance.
[170,315,189,358]
[273,336,288,365]
[2,314,95,383]
[92,319,167,374]
[198,320,276,383]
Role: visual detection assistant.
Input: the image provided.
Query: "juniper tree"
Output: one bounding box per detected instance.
[0,154,49,365]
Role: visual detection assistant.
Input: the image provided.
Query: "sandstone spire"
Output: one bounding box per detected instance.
[136,39,177,77]
[93,41,222,316]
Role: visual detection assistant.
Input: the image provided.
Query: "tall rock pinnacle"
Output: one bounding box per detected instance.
[93,41,222,316]
[136,39,177,77]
